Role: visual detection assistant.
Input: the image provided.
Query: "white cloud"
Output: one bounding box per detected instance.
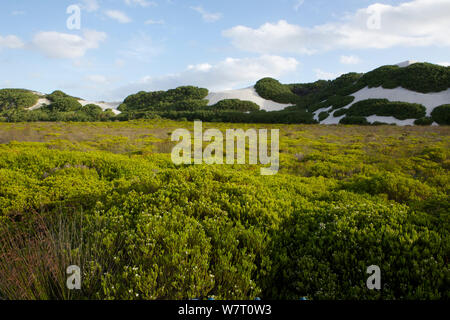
[437,62,450,67]
[32,30,107,59]
[294,0,305,11]
[125,0,157,7]
[81,0,99,12]
[145,19,165,25]
[0,35,24,49]
[314,69,338,80]
[11,11,26,16]
[223,0,450,54]
[191,6,222,23]
[105,10,132,23]
[340,55,361,65]
[111,55,298,99]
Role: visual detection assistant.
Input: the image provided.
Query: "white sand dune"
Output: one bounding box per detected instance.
[366,116,416,125]
[78,100,122,114]
[396,60,417,68]
[28,97,51,110]
[316,86,450,125]
[206,86,292,111]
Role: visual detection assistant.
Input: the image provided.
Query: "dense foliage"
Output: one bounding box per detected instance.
[431,105,450,125]
[209,99,260,112]
[0,121,448,300]
[118,86,209,112]
[333,108,348,117]
[116,109,317,124]
[358,63,450,93]
[318,111,329,122]
[255,78,301,105]
[339,116,370,125]
[346,99,426,120]
[0,89,39,111]
[414,117,434,126]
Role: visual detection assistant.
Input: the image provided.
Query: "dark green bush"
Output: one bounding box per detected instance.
[45,97,82,112]
[169,99,209,111]
[318,111,329,122]
[414,117,434,126]
[255,78,301,104]
[339,116,369,125]
[210,99,260,112]
[431,105,450,125]
[359,63,450,93]
[346,99,426,120]
[333,108,347,117]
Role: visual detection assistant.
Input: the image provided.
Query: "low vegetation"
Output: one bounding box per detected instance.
[0,121,448,300]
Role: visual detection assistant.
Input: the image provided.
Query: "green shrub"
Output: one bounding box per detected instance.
[120,86,209,112]
[0,89,39,111]
[255,78,301,104]
[265,193,449,299]
[359,63,450,93]
[414,117,434,126]
[339,116,369,125]
[333,108,347,117]
[346,99,426,120]
[47,90,74,102]
[46,97,82,112]
[210,99,260,112]
[318,111,329,122]
[341,173,435,203]
[431,105,450,125]
[170,99,209,111]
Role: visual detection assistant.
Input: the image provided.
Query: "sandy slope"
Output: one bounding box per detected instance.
[317,86,450,125]
[78,100,122,114]
[28,97,52,110]
[206,86,292,111]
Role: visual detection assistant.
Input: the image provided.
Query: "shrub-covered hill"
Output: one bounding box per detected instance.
[1,62,449,125]
[117,62,449,125]
[0,89,39,111]
[255,62,450,125]
[0,89,116,122]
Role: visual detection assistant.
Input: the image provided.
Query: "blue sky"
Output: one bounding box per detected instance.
[0,0,449,101]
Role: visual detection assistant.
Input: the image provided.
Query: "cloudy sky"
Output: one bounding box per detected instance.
[1,0,449,101]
